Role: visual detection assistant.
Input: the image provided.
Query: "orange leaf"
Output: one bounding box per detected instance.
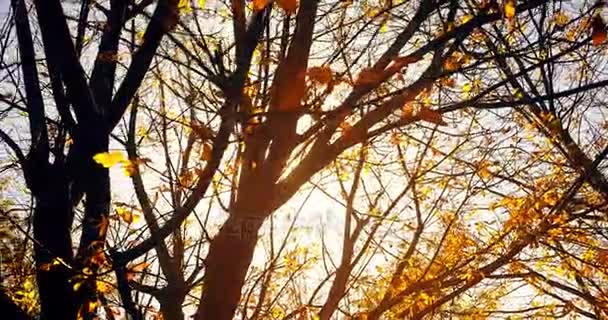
[597,248,608,265]
[127,261,151,280]
[130,261,151,273]
[200,143,213,161]
[401,104,415,121]
[418,107,446,126]
[338,121,353,138]
[253,0,270,11]
[307,65,333,85]
[276,0,298,13]
[591,15,607,46]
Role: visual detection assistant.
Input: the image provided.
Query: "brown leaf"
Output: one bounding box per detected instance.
[276,0,298,13]
[591,15,607,46]
[200,143,213,161]
[307,65,333,85]
[418,107,446,126]
[191,123,212,139]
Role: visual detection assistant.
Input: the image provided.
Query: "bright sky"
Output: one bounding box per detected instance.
[0,0,7,14]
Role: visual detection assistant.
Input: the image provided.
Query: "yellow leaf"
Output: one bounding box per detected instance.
[552,11,569,27]
[116,206,135,224]
[87,301,98,313]
[96,281,111,294]
[121,159,137,177]
[461,14,473,24]
[380,22,388,33]
[40,257,64,271]
[178,0,192,14]
[513,88,524,99]
[93,151,126,168]
[504,0,516,21]
[198,0,206,9]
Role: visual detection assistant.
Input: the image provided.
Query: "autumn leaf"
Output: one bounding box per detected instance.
[123,157,151,177]
[389,132,404,145]
[338,121,353,138]
[591,15,607,46]
[443,55,461,71]
[552,11,569,28]
[253,0,270,11]
[39,257,62,271]
[179,170,195,188]
[127,261,151,280]
[178,0,192,14]
[87,300,98,313]
[276,0,298,13]
[380,21,388,33]
[418,107,446,126]
[476,161,493,179]
[443,51,470,72]
[96,280,111,294]
[401,104,415,121]
[73,281,83,292]
[90,249,107,266]
[191,122,213,139]
[198,0,206,9]
[93,151,126,168]
[200,143,213,161]
[503,0,516,21]
[595,248,608,265]
[121,159,137,177]
[115,206,140,224]
[307,65,333,85]
[461,14,474,24]
[441,77,456,87]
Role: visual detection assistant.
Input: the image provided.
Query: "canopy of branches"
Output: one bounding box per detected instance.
[2,0,608,320]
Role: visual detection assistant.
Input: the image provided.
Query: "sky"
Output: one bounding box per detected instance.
[0,0,7,15]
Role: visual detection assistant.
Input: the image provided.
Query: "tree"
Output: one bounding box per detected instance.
[2,0,608,319]
[1,0,179,318]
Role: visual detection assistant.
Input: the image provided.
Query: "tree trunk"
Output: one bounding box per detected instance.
[195,213,265,320]
[31,165,77,320]
[159,288,186,320]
